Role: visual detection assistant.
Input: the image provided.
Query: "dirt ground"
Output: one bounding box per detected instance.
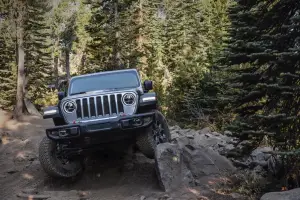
[0,111,239,200]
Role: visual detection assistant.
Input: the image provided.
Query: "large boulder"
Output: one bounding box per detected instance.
[182,145,236,182]
[231,146,282,174]
[170,126,238,157]
[260,188,300,200]
[192,131,236,156]
[199,127,211,135]
[248,147,282,175]
[155,143,183,192]
[170,126,198,139]
[154,141,236,192]
[172,136,191,149]
[248,147,272,168]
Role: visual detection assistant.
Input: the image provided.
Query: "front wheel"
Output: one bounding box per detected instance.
[136,111,171,159]
[38,137,84,178]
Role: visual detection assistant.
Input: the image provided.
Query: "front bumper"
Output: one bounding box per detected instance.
[46,112,155,141]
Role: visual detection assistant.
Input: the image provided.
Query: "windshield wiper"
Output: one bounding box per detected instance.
[70,91,87,95]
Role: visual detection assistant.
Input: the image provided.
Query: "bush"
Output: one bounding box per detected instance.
[34,90,58,109]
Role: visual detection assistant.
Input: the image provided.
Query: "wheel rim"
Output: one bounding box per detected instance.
[153,119,167,145]
[53,144,81,171]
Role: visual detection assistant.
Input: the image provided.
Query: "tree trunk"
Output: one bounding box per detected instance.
[54,55,59,89]
[14,27,25,119]
[113,0,121,69]
[81,52,86,72]
[65,49,70,82]
[54,37,60,89]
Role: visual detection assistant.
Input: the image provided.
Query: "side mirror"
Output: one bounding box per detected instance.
[143,80,153,91]
[58,91,65,101]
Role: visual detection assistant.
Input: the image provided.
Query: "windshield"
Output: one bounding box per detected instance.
[69,70,140,95]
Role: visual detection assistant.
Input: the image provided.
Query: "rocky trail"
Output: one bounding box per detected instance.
[0,111,287,200]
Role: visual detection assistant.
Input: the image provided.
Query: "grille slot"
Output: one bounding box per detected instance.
[82,99,89,118]
[103,96,109,115]
[117,94,124,113]
[75,93,128,120]
[110,95,117,114]
[89,97,96,117]
[96,97,103,116]
[76,99,82,117]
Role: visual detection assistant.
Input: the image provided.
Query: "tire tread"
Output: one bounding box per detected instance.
[136,111,171,159]
[39,136,82,178]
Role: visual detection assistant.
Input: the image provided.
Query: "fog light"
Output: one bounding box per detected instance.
[59,130,68,137]
[132,118,143,126]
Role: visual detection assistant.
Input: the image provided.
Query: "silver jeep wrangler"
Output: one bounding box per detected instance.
[39,69,171,178]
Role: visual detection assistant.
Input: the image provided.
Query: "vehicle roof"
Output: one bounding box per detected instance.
[70,68,138,81]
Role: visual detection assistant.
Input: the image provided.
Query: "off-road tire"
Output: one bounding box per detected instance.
[39,136,83,178]
[136,111,171,159]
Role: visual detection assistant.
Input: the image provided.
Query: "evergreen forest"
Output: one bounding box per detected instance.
[0,0,299,192]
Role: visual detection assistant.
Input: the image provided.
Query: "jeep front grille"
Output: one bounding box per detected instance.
[75,94,124,119]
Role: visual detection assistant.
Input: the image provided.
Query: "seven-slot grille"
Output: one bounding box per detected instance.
[75,94,124,119]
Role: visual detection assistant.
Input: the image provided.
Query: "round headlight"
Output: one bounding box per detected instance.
[122,93,136,106]
[63,100,77,113]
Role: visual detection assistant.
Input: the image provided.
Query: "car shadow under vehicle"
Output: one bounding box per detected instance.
[41,150,161,192]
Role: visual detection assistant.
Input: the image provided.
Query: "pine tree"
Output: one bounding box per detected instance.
[119,0,169,87]
[0,0,53,114]
[24,0,53,107]
[73,0,92,74]
[60,13,77,81]
[117,0,149,76]
[164,0,232,122]
[49,0,82,86]
[84,0,232,120]
[0,0,16,110]
[182,0,232,128]
[223,0,300,159]
[141,1,170,102]
[84,0,132,73]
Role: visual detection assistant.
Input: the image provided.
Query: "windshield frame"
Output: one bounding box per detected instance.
[67,69,141,96]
